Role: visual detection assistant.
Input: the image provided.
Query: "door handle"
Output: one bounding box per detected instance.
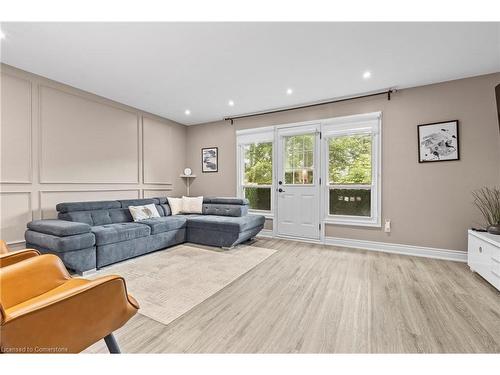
[278,188,285,193]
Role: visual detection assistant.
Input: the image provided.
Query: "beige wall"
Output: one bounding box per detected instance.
[0,64,187,245]
[186,73,500,252]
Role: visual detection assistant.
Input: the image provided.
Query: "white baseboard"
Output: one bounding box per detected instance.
[324,236,466,262]
[257,230,467,262]
[257,229,274,238]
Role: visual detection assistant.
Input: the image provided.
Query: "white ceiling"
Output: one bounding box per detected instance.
[1,22,499,125]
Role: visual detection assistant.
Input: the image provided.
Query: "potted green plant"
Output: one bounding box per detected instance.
[472,187,500,235]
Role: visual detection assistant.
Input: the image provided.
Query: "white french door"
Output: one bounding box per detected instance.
[275,124,321,240]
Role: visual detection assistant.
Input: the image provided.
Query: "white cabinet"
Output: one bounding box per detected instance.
[468,230,500,291]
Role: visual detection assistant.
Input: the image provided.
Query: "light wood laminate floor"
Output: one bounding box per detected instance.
[86,237,500,353]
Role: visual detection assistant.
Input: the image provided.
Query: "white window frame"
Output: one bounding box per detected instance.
[236,126,275,218]
[321,112,382,227]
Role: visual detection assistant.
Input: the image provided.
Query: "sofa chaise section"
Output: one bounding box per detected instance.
[187,213,264,248]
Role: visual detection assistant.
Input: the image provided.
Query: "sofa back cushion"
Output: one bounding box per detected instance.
[201,197,249,217]
[55,196,249,225]
[202,203,248,217]
[58,211,93,226]
[160,204,171,216]
[59,209,114,226]
[109,208,134,223]
[56,198,170,226]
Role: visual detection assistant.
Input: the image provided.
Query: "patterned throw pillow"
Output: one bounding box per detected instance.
[129,204,161,221]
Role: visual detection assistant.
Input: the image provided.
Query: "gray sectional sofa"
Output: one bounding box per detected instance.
[25,197,265,274]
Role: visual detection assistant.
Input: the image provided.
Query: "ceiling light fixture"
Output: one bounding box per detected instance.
[363,71,372,79]
[184,109,191,115]
[228,100,234,107]
[286,88,293,95]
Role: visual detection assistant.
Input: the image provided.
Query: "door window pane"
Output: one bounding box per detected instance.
[329,189,371,216]
[244,187,271,211]
[283,134,314,184]
[329,135,372,184]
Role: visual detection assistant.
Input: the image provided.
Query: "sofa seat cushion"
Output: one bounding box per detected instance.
[140,216,187,235]
[186,214,265,233]
[91,223,151,245]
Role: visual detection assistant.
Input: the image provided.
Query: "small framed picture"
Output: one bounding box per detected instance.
[418,120,459,163]
[201,147,218,173]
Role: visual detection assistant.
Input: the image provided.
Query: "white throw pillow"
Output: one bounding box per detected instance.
[167,197,184,215]
[129,204,160,222]
[182,196,203,214]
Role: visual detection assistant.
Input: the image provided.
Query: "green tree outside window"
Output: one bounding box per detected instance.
[329,135,372,184]
[243,142,272,210]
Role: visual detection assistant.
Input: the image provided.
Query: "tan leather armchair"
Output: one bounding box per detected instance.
[0,240,41,268]
[0,253,139,353]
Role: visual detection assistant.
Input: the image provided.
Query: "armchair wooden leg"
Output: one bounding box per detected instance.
[104,333,121,354]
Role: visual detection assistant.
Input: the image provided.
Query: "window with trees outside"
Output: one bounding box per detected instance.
[323,113,381,226]
[242,142,273,211]
[329,134,372,216]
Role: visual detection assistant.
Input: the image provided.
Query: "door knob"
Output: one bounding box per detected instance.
[278,181,283,185]
[278,188,285,193]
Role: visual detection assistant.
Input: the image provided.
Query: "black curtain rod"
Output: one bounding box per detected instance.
[224,89,395,125]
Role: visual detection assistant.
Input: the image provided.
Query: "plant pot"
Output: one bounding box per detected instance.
[487,225,500,235]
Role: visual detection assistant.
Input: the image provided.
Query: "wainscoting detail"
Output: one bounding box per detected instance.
[142,117,173,185]
[0,73,33,183]
[38,84,141,184]
[0,191,33,244]
[143,188,173,198]
[0,64,187,245]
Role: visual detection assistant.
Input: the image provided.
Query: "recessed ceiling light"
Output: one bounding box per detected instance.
[363,71,372,79]
[228,100,235,107]
[0,30,5,40]
[286,88,293,95]
[184,109,191,115]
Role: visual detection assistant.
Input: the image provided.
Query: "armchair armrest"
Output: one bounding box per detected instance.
[2,274,138,353]
[27,219,91,237]
[0,248,40,268]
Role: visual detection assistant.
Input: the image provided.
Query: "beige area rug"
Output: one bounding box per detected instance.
[93,243,276,325]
